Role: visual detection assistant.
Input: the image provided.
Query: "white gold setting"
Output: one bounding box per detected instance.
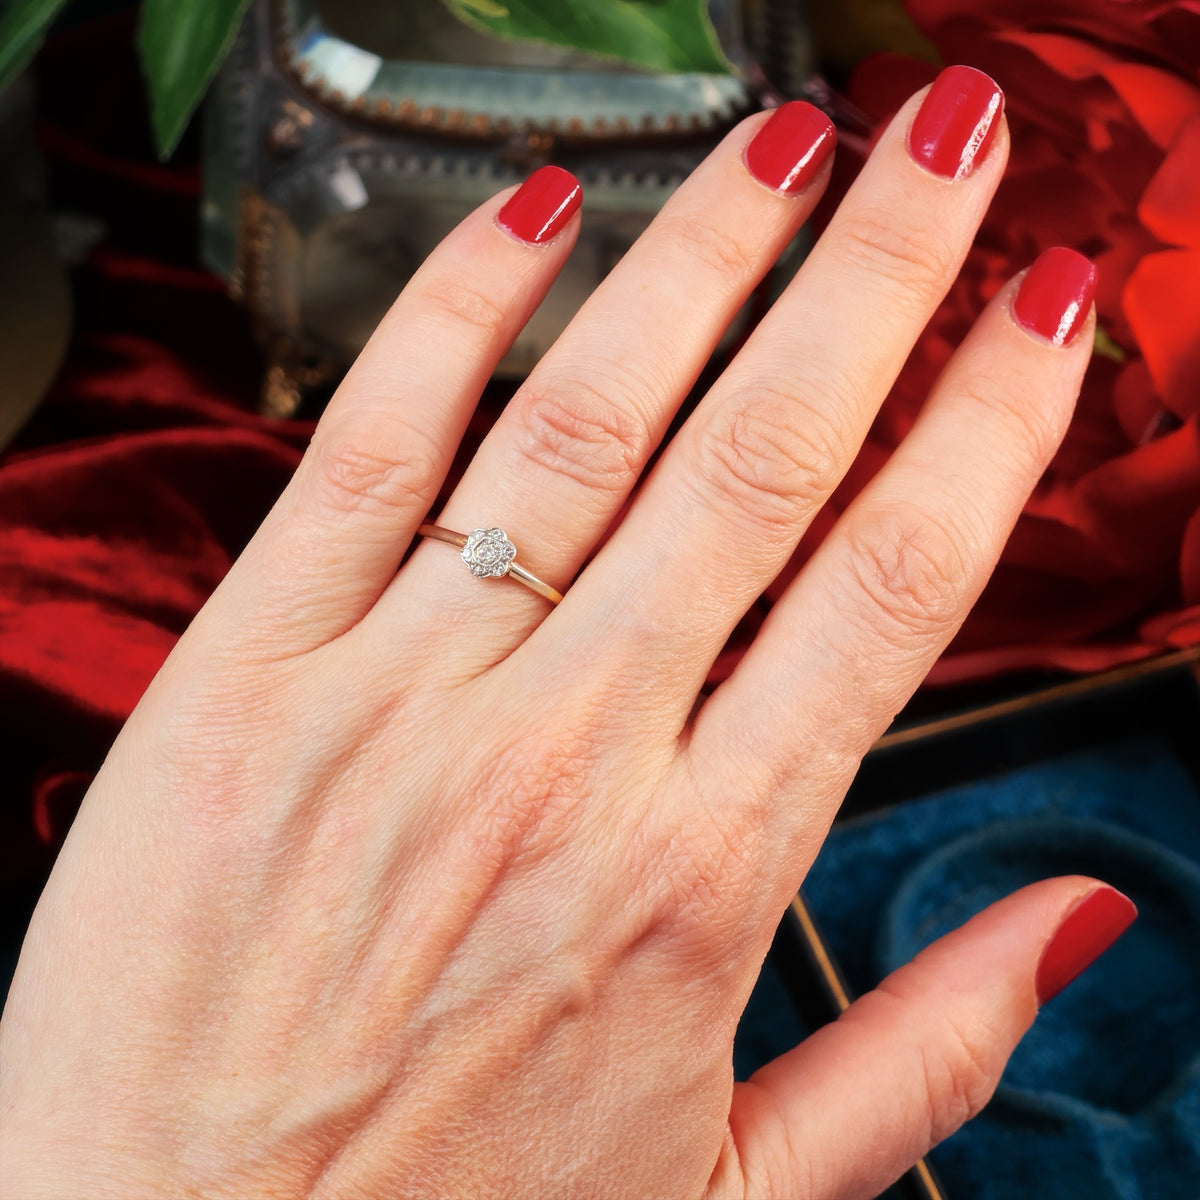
[461,527,517,579]
[416,523,563,605]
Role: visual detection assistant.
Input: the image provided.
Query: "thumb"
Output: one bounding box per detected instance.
[717,877,1136,1200]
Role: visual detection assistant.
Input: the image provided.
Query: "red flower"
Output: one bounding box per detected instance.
[771,0,1200,682]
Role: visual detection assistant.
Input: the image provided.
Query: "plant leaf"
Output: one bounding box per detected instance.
[0,0,70,94]
[454,0,511,17]
[138,0,252,158]
[439,0,729,74]
[1093,324,1127,363]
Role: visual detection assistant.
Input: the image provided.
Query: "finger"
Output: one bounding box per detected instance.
[716,878,1137,1200]
[559,67,1009,715]
[204,168,582,654]
[694,249,1097,852]
[371,102,836,645]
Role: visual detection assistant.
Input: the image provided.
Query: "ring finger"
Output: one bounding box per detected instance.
[373,101,837,650]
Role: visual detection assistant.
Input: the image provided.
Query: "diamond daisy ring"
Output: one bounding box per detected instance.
[416,524,563,605]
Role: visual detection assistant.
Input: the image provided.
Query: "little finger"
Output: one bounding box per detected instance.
[695,249,1097,861]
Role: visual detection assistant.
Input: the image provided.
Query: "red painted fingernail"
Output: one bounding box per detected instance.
[744,101,836,196]
[497,165,582,245]
[1035,885,1137,1005]
[908,65,1004,180]
[1012,246,1098,347]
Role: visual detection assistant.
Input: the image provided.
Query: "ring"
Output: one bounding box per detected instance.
[416,524,563,605]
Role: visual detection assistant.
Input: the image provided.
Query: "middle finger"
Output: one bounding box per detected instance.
[375,101,837,646]
[551,66,1008,717]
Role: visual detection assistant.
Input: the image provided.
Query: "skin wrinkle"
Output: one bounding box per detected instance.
[686,676,856,876]
[656,208,769,289]
[152,679,477,1191]
[309,419,443,523]
[698,399,851,540]
[840,512,974,645]
[176,728,548,1197]
[334,888,641,1198]
[415,271,516,340]
[506,376,651,501]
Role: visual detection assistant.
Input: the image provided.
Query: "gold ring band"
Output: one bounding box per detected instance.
[417,524,563,605]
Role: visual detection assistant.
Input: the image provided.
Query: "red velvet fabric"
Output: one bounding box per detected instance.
[0,276,310,886]
[0,18,312,885]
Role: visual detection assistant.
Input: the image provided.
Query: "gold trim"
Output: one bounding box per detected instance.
[876,646,1200,751]
[417,524,563,605]
[790,894,851,1011]
[911,1155,948,1200]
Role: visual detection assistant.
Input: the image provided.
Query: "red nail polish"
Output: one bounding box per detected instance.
[1012,247,1098,347]
[1035,886,1137,1004]
[744,101,836,196]
[497,165,582,245]
[908,65,1004,180]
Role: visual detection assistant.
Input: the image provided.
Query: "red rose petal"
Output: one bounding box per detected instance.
[1139,115,1200,246]
[995,29,1116,80]
[1093,218,1164,344]
[1068,419,1200,572]
[1113,360,1172,445]
[847,51,938,123]
[1124,249,1200,417]
[1099,62,1200,149]
[1182,507,1200,605]
[1139,604,1200,648]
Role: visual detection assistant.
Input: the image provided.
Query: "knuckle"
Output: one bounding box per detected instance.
[310,423,439,519]
[509,378,647,497]
[841,511,970,643]
[695,388,850,535]
[640,766,766,968]
[959,378,1064,472]
[417,273,510,337]
[468,725,600,869]
[661,213,759,283]
[918,1014,1003,1145]
[650,817,759,959]
[834,205,957,297]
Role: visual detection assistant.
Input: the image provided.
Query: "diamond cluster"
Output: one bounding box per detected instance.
[461,527,517,579]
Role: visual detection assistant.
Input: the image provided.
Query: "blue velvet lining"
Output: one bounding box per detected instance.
[733,737,1200,1199]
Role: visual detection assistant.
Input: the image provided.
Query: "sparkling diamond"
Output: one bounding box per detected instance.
[462,527,516,579]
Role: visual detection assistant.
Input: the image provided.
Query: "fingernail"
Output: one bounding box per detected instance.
[908,64,1004,180]
[1035,885,1137,1005]
[744,101,836,196]
[1012,246,1098,347]
[497,165,582,245]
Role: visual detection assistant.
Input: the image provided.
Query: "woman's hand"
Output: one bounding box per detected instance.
[0,67,1132,1200]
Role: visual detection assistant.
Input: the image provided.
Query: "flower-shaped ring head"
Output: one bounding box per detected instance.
[461,527,517,579]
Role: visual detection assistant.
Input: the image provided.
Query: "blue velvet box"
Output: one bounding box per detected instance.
[733,654,1200,1200]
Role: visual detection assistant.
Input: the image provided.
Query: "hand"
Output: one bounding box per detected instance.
[1,67,1132,1200]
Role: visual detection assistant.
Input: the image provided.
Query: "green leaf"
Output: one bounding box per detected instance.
[137,0,252,158]
[454,0,511,17]
[439,0,730,74]
[0,0,70,94]
[1093,324,1127,363]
